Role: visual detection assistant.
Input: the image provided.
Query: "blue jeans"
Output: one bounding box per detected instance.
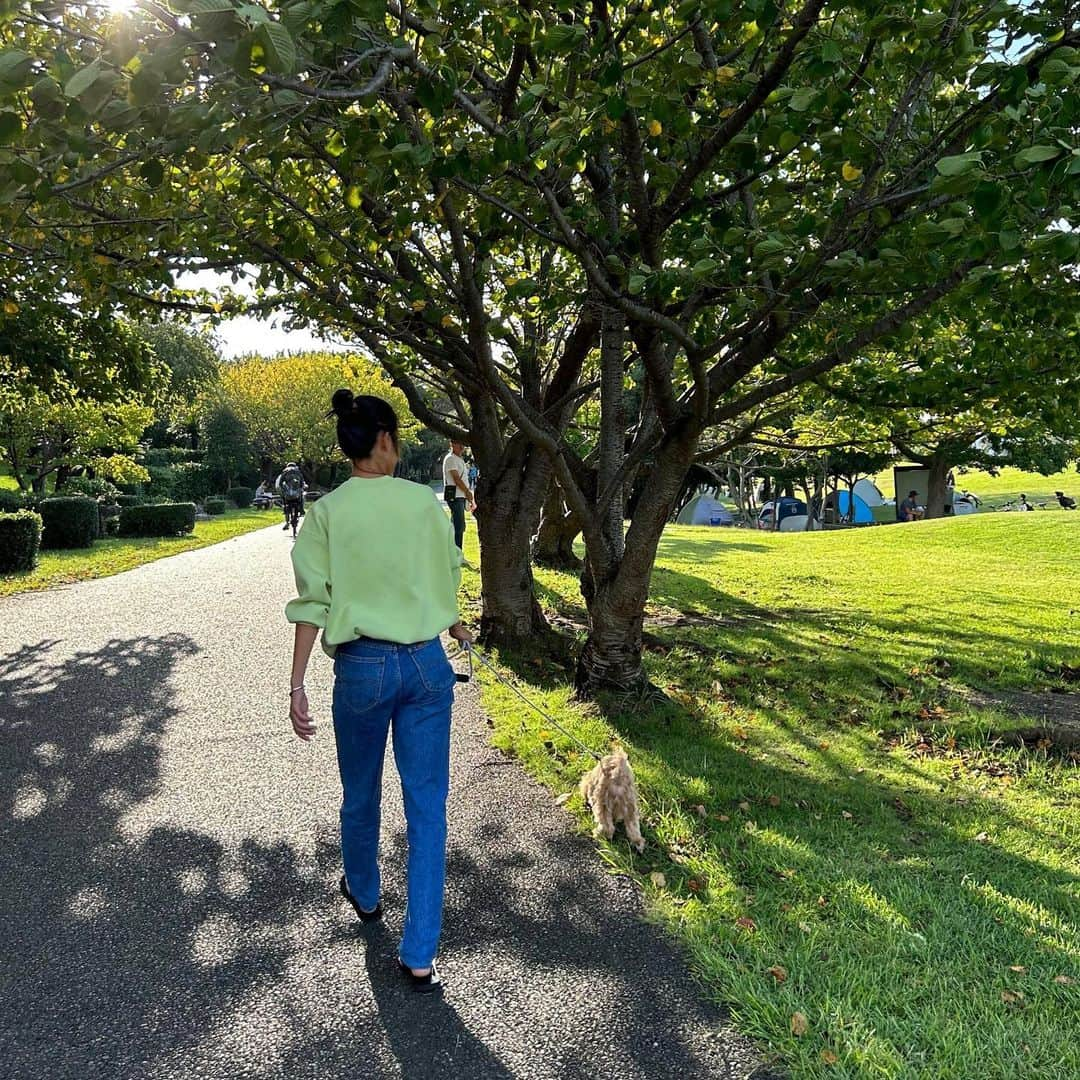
[332,637,455,969]
[449,497,466,550]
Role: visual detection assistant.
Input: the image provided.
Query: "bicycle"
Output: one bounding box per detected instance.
[283,497,303,538]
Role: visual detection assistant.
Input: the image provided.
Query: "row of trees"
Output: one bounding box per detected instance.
[1,0,1078,691]
[0,298,413,496]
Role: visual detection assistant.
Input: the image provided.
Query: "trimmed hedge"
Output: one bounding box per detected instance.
[0,510,42,572]
[0,489,29,514]
[61,476,119,500]
[38,497,99,550]
[118,502,197,538]
[172,462,215,503]
[115,494,146,508]
[144,465,177,501]
[204,497,228,516]
[227,485,254,509]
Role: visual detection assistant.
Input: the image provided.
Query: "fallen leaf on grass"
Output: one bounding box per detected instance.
[1054,975,1075,985]
[798,921,812,933]
[694,804,707,817]
[738,801,751,812]
[790,1012,809,1036]
[735,916,757,932]
[766,965,787,983]
[975,832,990,843]
[649,871,667,888]
[554,793,571,806]
[733,726,749,740]
[817,895,828,907]
[687,878,701,892]
[818,741,830,750]
[768,795,781,807]
[841,810,853,820]
[717,814,731,822]
[821,1050,838,1065]
[1001,990,1025,1006]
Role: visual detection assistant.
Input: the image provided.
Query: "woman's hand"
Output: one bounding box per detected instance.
[290,690,317,741]
[449,622,475,645]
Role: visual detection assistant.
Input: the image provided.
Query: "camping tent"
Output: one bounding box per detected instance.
[836,489,875,524]
[853,479,885,507]
[677,494,735,526]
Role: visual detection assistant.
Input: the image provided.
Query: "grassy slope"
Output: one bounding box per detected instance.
[463,514,1080,1079]
[0,508,275,597]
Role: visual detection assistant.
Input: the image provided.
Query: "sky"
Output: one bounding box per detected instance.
[179,270,348,359]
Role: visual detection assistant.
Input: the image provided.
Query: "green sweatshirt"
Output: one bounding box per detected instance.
[285,476,462,653]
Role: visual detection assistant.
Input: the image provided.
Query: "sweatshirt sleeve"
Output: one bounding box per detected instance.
[285,501,331,627]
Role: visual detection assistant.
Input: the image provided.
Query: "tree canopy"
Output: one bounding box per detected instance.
[1,0,1077,684]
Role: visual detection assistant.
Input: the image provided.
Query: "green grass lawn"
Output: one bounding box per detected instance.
[461,513,1080,1079]
[0,508,276,597]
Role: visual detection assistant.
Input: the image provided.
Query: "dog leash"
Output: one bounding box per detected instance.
[460,642,603,762]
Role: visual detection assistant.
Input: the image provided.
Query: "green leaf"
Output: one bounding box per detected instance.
[544,24,587,54]
[140,159,164,188]
[935,152,982,177]
[1014,145,1061,167]
[778,130,800,153]
[0,109,22,141]
[0,50,33,89]
[259,23,296,74]
[788,88,815,112]
[64,60,105,100]
[998,229,1020,251]
[173,0,237,11]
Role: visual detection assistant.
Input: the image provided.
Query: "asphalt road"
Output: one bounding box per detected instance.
[0,525,772,1080]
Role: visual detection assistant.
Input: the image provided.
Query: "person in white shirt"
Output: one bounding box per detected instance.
[442,441,475,550]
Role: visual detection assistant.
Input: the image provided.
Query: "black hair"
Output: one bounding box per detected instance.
[329,389,399,461]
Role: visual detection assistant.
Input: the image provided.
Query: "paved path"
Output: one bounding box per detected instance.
[0,527,770,1080]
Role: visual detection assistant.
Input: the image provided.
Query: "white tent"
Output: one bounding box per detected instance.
[677,494,734,526]
[853,478,885,507]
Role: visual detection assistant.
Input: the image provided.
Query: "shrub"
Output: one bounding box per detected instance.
[143,447,204,467]
[118,502,196,538]
[0,510,42,572]
[144,465,177,501]
[227,485,253,508]
[172,462,215,503]
[60,476,120,500]
[0,489,28,514]
[38,497,99,549]
[204,497,228,516]
[115,494,146,508]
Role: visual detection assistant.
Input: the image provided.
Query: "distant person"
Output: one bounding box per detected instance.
[1018,494,1034,511]
[1054,491,1077,510]
[468,463,479,489]
[276,462,305,531]
[254,481,274,509]
[442,441,475,550]
[899,490,923,523]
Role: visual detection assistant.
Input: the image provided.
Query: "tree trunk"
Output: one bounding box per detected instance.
[576,431,697,694]
[470,402,552,645]
[924,456,951,519]
[533,478,582,570]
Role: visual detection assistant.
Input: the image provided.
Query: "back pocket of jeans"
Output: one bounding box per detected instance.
[334,655,386,714]
[412,644,455,694]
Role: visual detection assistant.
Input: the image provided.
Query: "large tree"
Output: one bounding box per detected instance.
[216,350,416,478]
[0,299,163,490]
[2,1,1077,688]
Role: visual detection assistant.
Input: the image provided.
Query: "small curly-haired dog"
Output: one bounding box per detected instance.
[579,749,645,852]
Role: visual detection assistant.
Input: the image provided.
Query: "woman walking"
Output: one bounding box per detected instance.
[286,390,471,993]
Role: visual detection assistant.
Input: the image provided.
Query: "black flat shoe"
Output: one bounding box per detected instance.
[339,875,383,923]
[397,959,442,994]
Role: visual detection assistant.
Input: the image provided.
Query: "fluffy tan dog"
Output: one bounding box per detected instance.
[579,749,646,852]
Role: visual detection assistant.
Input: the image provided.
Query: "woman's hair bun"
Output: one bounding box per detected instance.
[330,388,355,417]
